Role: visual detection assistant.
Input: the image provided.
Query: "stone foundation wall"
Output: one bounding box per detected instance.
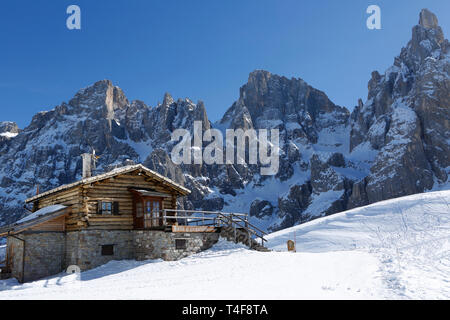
[65,230,134,271]
[134,231,220,261]
[8,232,65,283]
[7,229,220,282]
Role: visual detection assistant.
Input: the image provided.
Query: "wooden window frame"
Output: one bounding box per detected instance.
[98,201,120,215]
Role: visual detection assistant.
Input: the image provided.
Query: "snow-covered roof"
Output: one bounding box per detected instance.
[0,205,69,237]
[25,164,190,204]
[16,205,67,224]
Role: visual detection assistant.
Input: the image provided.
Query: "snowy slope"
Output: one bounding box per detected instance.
[0,191,448,300]
[267,190,450,299]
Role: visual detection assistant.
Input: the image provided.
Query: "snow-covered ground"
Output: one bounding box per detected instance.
[0,190,449,300]
[267,190,450,299]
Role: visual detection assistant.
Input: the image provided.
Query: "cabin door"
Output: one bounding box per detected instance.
[134,200,144,229]
[144,198,163,228]
[133,195,163,229]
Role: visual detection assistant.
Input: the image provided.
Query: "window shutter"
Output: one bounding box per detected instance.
[97,201,102,214]
[113,202,120,215]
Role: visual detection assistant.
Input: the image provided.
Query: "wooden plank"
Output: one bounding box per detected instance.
[172,225,217,233]
[85,225,133,230]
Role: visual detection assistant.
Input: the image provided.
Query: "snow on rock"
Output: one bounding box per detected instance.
[0,132,18,139]
[348,9,450,209]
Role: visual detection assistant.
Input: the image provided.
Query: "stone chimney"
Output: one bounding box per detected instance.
[81,153,93,179]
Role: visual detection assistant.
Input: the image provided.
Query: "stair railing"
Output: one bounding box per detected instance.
[162,209,268,249]
[215,212,268,248]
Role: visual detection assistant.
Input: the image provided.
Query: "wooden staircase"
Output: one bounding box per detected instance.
[219,226,270,252]
[215,212,270,252]
[162,209,270,252]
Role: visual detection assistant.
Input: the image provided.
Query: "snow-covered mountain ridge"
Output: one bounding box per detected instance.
[0,9,448,231]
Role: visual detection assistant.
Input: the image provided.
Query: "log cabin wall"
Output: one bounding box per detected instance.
[31,170,180,232]
[28,216,66,233]
[34,188,83,231]
[79,171,177,230]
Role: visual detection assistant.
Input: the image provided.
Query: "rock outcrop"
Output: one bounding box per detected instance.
[348,8,449,208]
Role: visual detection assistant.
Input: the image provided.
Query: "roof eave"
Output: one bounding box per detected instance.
[0,207,70,237]
[25,164,191,203]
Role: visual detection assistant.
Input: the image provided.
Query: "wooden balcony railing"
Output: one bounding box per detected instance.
[157,209,268,248]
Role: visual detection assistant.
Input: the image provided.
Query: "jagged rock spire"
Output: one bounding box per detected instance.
[419,9,439,29]
[162,92,174,107]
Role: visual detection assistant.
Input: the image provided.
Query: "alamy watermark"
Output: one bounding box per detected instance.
[65,5,380,31]
[170,121,280,176]
[66,5,81,30]
[367,5,381,30]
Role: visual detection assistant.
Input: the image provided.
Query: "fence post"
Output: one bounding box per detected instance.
[245,219,251,248]
[232,214,237,243]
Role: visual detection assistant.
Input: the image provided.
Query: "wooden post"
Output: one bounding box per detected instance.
[232,214,236,243]
[293,230,297,253]
[246,219,251,248]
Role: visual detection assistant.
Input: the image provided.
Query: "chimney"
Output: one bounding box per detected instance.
[81,153,93,179]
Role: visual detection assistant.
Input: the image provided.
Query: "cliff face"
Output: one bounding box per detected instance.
[348,9,449,208]
[216,70,355,230]
[0,9,448,231]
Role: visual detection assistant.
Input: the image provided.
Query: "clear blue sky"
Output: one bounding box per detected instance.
[1,0,449,128]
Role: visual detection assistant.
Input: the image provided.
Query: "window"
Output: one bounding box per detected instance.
[175,239,187,250]
[98,201,119,215]
[152,201,160,226]
[101,245,114,256]
[99,201,112,215]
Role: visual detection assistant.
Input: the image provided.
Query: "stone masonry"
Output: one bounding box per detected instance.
[65,230,134,271]
[8,229,221,282]
[134,230,219,261]
[7,232,65,283]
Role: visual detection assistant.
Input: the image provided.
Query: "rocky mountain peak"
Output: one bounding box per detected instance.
[162,92,174,107]
[245,70,272,91]
[419,9,439,29]
[0,122,19,143]
[0,122,19,134]
[69,79,129,113]
[348,9,449,209]
[402,9,447,73]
